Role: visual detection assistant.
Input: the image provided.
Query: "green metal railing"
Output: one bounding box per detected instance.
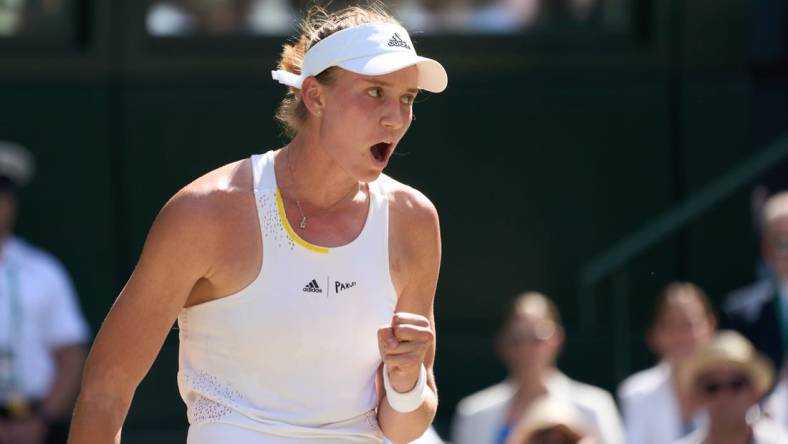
[577,133,788,379]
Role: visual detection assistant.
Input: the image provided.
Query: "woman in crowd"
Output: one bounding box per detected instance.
[618,282,717,444]
[452,292,622,444]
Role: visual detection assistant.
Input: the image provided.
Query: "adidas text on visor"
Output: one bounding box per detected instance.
[271,23,448,93]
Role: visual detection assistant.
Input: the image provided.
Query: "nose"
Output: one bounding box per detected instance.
[380,99,408,131]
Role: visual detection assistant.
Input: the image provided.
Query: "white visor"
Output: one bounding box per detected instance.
[272,23,447,93]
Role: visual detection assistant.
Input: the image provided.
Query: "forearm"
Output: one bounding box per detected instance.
[68,390,131,444]
[377,387,437,444]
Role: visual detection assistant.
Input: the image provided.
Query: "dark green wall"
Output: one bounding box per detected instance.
[0,0,759,439]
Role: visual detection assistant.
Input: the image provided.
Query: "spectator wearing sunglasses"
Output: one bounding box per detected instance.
[617,282,716,444]
[723,191,788,369]
[451,292,622,444]
[675,330,787,444]
[505,395,596,444]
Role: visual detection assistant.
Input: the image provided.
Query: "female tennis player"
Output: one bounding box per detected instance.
[68,4,447,444]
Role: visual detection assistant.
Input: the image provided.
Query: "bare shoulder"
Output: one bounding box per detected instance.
[157,159,253,228]
[378,174,439,230]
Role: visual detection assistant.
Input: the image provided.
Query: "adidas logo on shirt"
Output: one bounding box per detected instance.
[387,33,411,50]
[303,279,322,293]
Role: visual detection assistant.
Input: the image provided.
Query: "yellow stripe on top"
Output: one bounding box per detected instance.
[275,188,330,254]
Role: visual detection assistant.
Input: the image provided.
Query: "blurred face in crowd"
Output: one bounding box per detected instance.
[648,293,715,365]
[763,214,788,282]
[694,366,759,425]
[499,300,563,378]
[0,190,17,240]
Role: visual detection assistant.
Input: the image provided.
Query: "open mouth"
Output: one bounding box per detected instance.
[370,142,392,162]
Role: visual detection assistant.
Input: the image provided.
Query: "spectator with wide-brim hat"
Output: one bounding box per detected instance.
[506,395,597,444]
[675,330,787,444]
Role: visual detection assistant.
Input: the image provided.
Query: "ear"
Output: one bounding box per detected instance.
[301,76,326,117]
[645,328,659,354]
[761,234,773,264]
[554,327,565,350]
[549,326,565,359]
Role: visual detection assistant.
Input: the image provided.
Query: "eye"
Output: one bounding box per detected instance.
[400,94,415,105]
[367,87,382,98]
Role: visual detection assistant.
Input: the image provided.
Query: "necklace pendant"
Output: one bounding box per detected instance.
[299,217,307,229]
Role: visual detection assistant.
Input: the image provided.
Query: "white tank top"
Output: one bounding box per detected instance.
[177,151,397,443]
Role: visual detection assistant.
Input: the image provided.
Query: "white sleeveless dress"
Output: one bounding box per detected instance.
[177,151,397,443]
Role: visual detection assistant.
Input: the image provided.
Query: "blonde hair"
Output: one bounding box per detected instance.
[275,3,401,138]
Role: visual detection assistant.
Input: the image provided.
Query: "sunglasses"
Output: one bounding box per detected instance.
[696,376,750,396]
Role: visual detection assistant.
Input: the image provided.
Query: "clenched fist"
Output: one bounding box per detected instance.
[378,312,434,393]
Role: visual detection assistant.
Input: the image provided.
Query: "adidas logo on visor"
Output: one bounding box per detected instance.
[387,33,411,50]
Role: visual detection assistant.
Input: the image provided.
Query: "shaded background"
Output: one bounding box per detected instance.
[1,0,787,441]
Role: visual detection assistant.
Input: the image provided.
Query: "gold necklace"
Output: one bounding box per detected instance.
[285,147,360,230]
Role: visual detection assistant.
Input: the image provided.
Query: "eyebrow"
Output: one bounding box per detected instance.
[360,78,419,94]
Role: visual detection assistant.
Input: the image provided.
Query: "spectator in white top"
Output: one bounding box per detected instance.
[618,282,717,444]
[675,330,787,444]
[452,292,623,444]
[0,141,90,444]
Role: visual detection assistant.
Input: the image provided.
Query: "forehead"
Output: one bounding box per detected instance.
[661,294,705,317]
[333,66,420,91]
[767,214,788,237]
[697,364,747,380]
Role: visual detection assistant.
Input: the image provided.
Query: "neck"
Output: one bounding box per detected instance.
[706,418,751,444]
[282,134,360,210]
[512,366,554,395]
[668,362,699,422]
[506,368,552,423]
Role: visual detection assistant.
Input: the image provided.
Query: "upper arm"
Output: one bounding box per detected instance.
[81,190,219,398]
[390,186,441,363]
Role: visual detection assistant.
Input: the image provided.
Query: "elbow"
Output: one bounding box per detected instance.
[76,361,136,410]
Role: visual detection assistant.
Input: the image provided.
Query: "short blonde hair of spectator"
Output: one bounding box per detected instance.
[275,2,401,138]
[763,191,788,231]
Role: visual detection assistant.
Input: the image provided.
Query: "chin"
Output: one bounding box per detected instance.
[359,170,384,184]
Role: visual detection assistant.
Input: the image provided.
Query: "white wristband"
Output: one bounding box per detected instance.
[383,363,428,413]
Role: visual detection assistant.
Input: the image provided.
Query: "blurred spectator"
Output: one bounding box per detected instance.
[147,0,296,36]
[723,191,788,369]
[506,395,596,444]
[0,0,70,37]
[617,282,716,444]
[451,292,622,444]
[0,141,89,444]
[146,0,622,36]
[675,330,786,444]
